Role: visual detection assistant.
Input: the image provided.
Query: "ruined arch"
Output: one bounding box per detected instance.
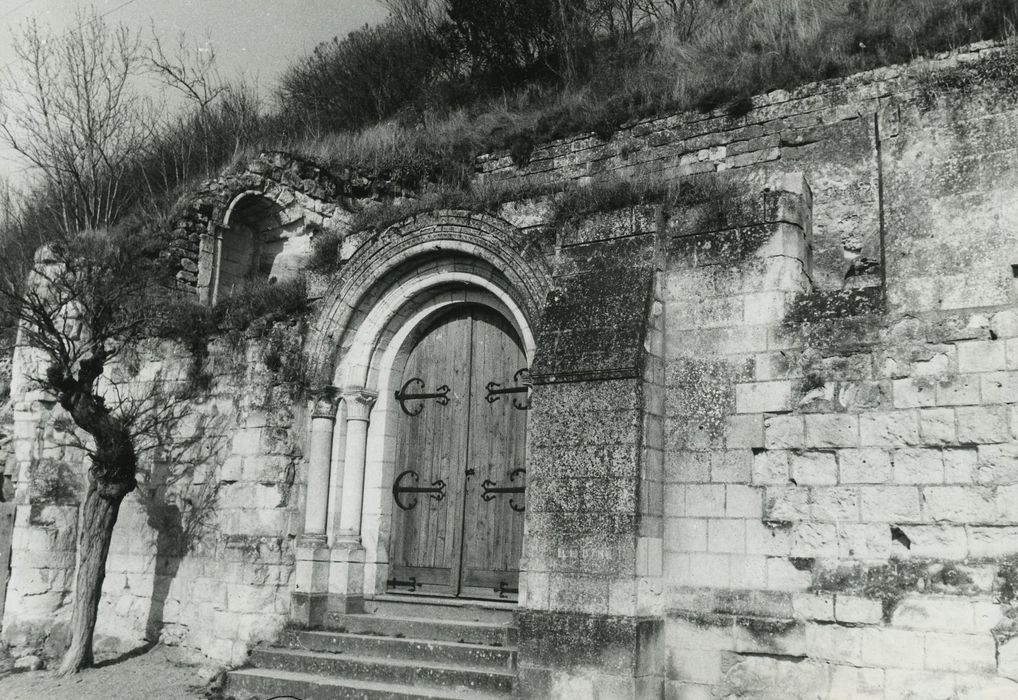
[167,152,348,302]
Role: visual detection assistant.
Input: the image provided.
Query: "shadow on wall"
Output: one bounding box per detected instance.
[217,193,307,301]
[133,408,228,644]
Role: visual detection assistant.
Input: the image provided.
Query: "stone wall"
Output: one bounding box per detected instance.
[477,40,1007,294]
[656,53,1018,699]
[3,38,1018,698]
[2,329,308,667]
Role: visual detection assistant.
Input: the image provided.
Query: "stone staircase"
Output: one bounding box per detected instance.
[226,596,518,699]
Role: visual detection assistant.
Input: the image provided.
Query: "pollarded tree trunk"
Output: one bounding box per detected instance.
[58,480,128,674]
[53,358,139,676]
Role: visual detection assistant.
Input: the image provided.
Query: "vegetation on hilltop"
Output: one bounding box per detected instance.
[1,0,1017,281]
[274,0,1018,188]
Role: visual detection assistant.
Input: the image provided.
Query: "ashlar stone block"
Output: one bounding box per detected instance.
[789,451,838,485]
[751,449,789,485]
[735,381,793,414]
[804,414,859,447]
[839,448,893,483]
[955,405,1008,443]
[956,339,1006,372]
[859,485,922,522]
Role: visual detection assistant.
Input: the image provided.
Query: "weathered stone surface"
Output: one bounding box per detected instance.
[4,40,1018,700]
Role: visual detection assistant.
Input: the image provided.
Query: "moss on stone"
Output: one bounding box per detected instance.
[735,616,799,639]
[863,561,927,622]
[933,562,974,589]
[784,288,885,329]
[811,558,929,622]
[549,172,744,230]
[671,610,732,628]
[781,288,886,400]
[996,555,1018,605]
[668,357,739,444]
[916,44,1018,111]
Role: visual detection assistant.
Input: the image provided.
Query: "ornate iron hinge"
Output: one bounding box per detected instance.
[495,581,519,599]
[392,469,446,511]
[386,576,418,592]
[481,468,526,512]
[485,368,531,410]
[395,377,450,416]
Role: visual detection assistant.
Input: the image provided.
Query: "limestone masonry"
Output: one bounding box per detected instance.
[3,40,1018,699]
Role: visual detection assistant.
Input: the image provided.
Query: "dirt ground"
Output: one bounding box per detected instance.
[0,643,212,700]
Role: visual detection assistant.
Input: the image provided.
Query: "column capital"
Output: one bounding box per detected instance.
[309,386,340,419]
[343,388,377,422]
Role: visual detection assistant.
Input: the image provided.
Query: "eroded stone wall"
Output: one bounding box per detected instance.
[2,39,1018,698]
[1,329,307,667]
[659,58,1018,699]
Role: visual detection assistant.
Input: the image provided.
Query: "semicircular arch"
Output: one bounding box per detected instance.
[306,209,552,385]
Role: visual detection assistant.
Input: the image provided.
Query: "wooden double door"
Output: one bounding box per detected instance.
[387,305,527,600]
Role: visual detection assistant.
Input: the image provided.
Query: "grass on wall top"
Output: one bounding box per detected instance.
[5,0,1017,280]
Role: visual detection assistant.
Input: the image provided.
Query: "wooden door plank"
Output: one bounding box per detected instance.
[387,310,472,595]
[459,308,527,597]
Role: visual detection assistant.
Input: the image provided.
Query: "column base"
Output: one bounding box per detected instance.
[328,541,367,614]
[292,536,331,627]
[289,592,329,628]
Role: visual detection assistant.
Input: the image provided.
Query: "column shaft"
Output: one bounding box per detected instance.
[302,388,339,544]
[337,389,377,541]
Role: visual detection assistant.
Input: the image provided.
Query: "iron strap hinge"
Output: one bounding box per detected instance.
[395,377,450,416]
[392,470,446,511]
[485,368,532,410]
[495,581,519,598]
[386,577,418,592]
[480,468,526,512]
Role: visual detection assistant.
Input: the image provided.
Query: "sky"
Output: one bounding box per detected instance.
[0,0,389,188]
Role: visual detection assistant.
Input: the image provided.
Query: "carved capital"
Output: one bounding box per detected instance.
[343,388,378,422]
[309,386,340,419]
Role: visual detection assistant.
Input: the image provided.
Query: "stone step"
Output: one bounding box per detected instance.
[227,667,511,699]
[280,629,515,669]
[364,595,516,625]
[325,613,517,646]
[248,647,515,694]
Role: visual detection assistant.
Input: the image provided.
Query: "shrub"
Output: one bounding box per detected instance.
[277,20,446,134]
[308,230,344,273]
[444,0,559,85]
[145,294,214,345]
[212,277,309,333]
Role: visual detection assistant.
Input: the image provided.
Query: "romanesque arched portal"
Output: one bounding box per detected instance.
[292,210,550,617]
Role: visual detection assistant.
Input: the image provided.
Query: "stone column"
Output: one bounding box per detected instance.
[303,389,339,544]
[291,387,339,627]
[336,389,377,542]
[329,388,377,614]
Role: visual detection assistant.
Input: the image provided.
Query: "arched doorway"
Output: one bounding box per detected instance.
[386,304,528,600]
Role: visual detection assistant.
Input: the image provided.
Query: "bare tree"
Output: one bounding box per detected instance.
[141,28,264,199]
[148,29,227,113]
[0,228,186,674]
[0,8,153,235]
